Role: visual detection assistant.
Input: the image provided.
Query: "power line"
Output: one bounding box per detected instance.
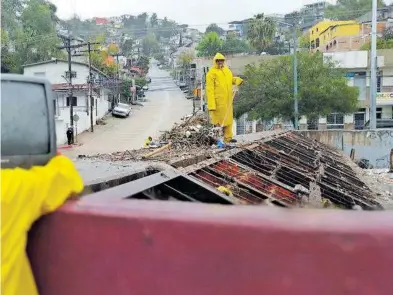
[6,8,378,46]
[57,35,95,130]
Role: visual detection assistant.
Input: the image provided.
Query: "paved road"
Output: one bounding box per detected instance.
[63,62,193,182]
[65,63,193,158]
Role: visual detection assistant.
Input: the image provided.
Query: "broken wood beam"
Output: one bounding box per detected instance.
[142,142,172,159]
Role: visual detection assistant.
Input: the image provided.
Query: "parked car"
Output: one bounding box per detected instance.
[112,103,131,118]
[143,85,149,91]
[146,76,152,83]
[179,81,187,90]
[363,119,393,129]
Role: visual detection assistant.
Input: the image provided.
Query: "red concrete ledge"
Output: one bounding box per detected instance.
[28,201,393,295]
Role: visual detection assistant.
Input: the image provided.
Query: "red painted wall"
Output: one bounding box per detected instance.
[28,200,393,295]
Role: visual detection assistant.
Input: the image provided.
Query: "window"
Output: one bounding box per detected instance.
[354,108,366,130]
[52,91,58,116]
[327,113,344,129]
[65,71,77,79]
[354,72,366,100]
[33,72,45,77]
[66,96,77,106]
[376,107,382,119]
[316,38,320,48]
[307,117,318,130]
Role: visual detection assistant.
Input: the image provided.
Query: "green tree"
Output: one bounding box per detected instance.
[121,39,134,57]
[234,52,358,122]
[263,41,290,55]
[1,0,24,32]
[325,0,385,20]
[298,33,310,49]
[221,33,250,55]
[383,27,393,40]
[135,12,148,37]
[205,23,225,36]
[142,33,159,56]
[196,32,223,57]
[177,49,195,67]
[10,0,64,72]
[150,13,158,28]
[87,35,117,77]
[136,55,150,73]
[1,29,17,72]
[360,38,393,50]
[247,14,276,53]
[157,17,178,39]
[360,26,393,49]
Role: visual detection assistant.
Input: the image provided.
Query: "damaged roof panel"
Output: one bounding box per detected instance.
[188,132,382,210]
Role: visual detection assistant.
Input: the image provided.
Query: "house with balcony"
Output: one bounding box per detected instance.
[298,50,393,130]
[23,59,113,144]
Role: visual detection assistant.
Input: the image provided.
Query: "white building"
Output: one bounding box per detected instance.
[23,59,113,145]
[298,50,393,130]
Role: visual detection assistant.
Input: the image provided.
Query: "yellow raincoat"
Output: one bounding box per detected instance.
[206,53,243,142]
[1,155,84,295]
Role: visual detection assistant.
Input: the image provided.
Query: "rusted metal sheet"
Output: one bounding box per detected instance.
[28,201,393,295]
[189,132,382,210]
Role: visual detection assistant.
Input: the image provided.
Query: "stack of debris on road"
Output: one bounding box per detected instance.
[82,113,225,163]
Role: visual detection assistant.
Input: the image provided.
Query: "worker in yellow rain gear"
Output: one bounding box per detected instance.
[206,53,243,143]
[144,136,153,147]
[1,154,84,295]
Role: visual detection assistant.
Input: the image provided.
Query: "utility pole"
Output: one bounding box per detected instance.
[293,25,299,130]
[75,42,101,132]
[58,35,92,130]
[88,42,95,132]
[275,20,299,130]
[370,0,378,129]
[110,53,122,104]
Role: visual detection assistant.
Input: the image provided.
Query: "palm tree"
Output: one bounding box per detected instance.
[150,13,158,28]
[247,14,276,53]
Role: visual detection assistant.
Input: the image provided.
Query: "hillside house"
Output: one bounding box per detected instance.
[23,59,113,145]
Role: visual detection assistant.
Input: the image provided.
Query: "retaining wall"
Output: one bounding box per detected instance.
[298,129,393,168]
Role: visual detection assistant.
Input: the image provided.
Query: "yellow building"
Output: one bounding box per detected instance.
[309,20,359,51]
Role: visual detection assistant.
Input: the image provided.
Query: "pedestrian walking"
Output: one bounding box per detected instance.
[66,127,73,145]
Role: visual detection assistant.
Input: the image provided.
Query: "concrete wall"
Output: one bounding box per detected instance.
[299,130,393,168]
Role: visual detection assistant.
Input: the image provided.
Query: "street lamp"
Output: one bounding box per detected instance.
[275,20,299,130]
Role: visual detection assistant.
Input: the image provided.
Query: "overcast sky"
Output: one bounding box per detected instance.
[51,0,393,28]
[51,0,332,25]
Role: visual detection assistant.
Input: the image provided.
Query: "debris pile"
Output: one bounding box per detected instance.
[81,113,222,163]
[159,113,218,147]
